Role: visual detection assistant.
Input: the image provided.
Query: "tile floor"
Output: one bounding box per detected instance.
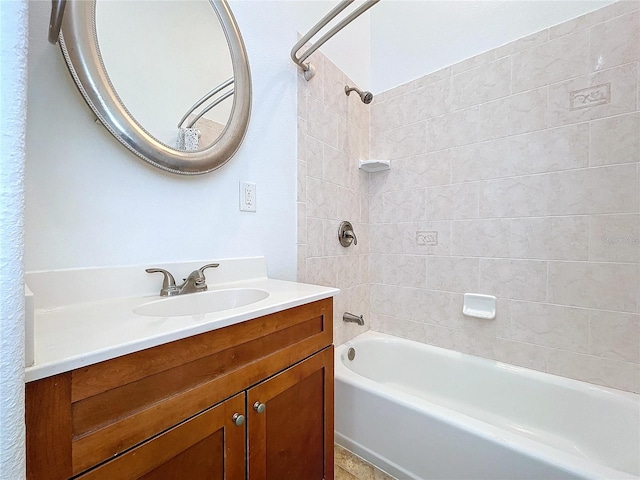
[335,444,397,480]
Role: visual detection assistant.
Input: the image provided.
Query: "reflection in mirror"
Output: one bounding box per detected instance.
[96,0,234,150]
[57,0,251,174]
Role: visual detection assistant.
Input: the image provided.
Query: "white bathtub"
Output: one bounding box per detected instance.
[335,332,640,480]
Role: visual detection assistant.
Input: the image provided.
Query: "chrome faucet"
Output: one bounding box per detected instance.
[146,263,219,297]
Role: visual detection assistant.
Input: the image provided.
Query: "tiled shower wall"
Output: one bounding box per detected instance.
[297,51,371,346]
[368,1,640,393]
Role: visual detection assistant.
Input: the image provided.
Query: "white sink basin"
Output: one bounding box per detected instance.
[134,288,269,317]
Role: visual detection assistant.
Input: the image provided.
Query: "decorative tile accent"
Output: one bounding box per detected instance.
[302,2,640,393]
[416,231,438,246]
[570,83,611,110]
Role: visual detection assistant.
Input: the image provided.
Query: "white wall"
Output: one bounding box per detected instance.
[0,1,28,477]
[25,1,340,280]
[287,0,372,89]
[370,0,614,93]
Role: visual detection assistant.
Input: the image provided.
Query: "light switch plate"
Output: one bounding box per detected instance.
[240,181,256,212]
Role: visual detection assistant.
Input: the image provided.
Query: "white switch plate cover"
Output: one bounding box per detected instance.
[240,181,256,212]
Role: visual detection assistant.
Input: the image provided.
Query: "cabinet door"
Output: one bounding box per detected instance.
[247,347,334,480]
[78,393,246,480]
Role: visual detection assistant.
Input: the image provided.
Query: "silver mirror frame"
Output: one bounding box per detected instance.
[58,0,251,175]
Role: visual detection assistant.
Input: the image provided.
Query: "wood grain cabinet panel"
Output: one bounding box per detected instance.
[248,347,334,480]
[26,298,334,480]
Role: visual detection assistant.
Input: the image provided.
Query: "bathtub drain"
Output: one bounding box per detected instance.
[347,347,356,361]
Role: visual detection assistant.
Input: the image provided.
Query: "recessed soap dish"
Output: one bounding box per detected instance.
[359,159,390,173]
[462,293,496,320]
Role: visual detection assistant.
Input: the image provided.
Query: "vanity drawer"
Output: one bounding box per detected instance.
[26,298,333,479]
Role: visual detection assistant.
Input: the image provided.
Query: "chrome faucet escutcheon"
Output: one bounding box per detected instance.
[146,263,220,297]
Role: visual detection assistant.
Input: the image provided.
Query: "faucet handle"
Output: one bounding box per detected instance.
[145,268,179,296]
[198,263,220,276]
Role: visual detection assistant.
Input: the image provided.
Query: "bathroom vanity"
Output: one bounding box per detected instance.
[25,258,337,479]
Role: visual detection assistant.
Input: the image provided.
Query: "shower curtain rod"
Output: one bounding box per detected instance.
[291,0,380,81]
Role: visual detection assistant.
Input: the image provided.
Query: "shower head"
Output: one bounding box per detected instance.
[345,85,374,104]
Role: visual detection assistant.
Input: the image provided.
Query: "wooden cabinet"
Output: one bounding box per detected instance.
[26,298,334,480]
[248,348,334,480]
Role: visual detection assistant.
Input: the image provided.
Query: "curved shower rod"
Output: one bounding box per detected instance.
[291,0,380,81]
[178,78,234,129]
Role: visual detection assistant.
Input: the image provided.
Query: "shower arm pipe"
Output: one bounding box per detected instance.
[178,77,234,128]
[185,89,234,129]
[291,0,380,80]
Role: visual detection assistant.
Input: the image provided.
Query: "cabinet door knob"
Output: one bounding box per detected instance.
[232,413,245,426]
[253,401,266,414]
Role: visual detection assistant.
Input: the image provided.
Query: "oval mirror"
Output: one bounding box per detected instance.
[57,0,251,175]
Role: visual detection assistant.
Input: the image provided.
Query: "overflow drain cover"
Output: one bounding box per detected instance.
[347,347,356,361]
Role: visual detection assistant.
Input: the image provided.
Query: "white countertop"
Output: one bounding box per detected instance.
[25,258,338,382]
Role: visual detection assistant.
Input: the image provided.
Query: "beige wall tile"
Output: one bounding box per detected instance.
[450,57,511,111]
[548,261,638,312]
[296,245,307,283]
[479,259,548,302]
[423,323,459,350]
[426,182,479,220]
[337,187,362,224]
[546,349,637,391]
[590,310,640,363]
[590,10,640,72]
[369,223,403,254]
[547,62,637,127]
[512,29,589,92]
[383,316,427,343]
[403,288,453,326]
[425,106,480,152]
[479,164,639,218]
[451,219,511,258]
[498,300,590,352]
[509,216,589,261]
[306,136,323,179]
[415,66,452,88]
[298,119,307,160]
[307,177,337,219]
[426,256,480,293]
[452,124,589,183]
[306,256,339,288]
[370,95,405,134]
[614,0,640,16]
[307,96,338,147]
[374,80,415,103]
[385,122,427,159]
[589,214,640,262]
[494,338,548,371]
[339,118,369,161]
[373,254,427,288]
[383,189,426,223]
[297,159,307,202]
[369,160,404,194]
[323,59,347,117]
[307,217,324,258]
[297,202,307,245]
[495,29,549,58]
[403,151,452,188]
[548,3,616,39]
[478,88,547,141]
[404,79,452,124]
[324,145,352,188]
[451,49,497,75]
[589,112,640,166]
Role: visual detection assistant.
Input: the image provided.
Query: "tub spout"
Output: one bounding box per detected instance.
[343,312,365,326]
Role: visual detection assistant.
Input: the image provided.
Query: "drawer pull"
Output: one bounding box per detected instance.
[253,402,266,414]
[232,413,245,426]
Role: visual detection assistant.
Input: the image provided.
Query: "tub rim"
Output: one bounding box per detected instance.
[335,331,640,480]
